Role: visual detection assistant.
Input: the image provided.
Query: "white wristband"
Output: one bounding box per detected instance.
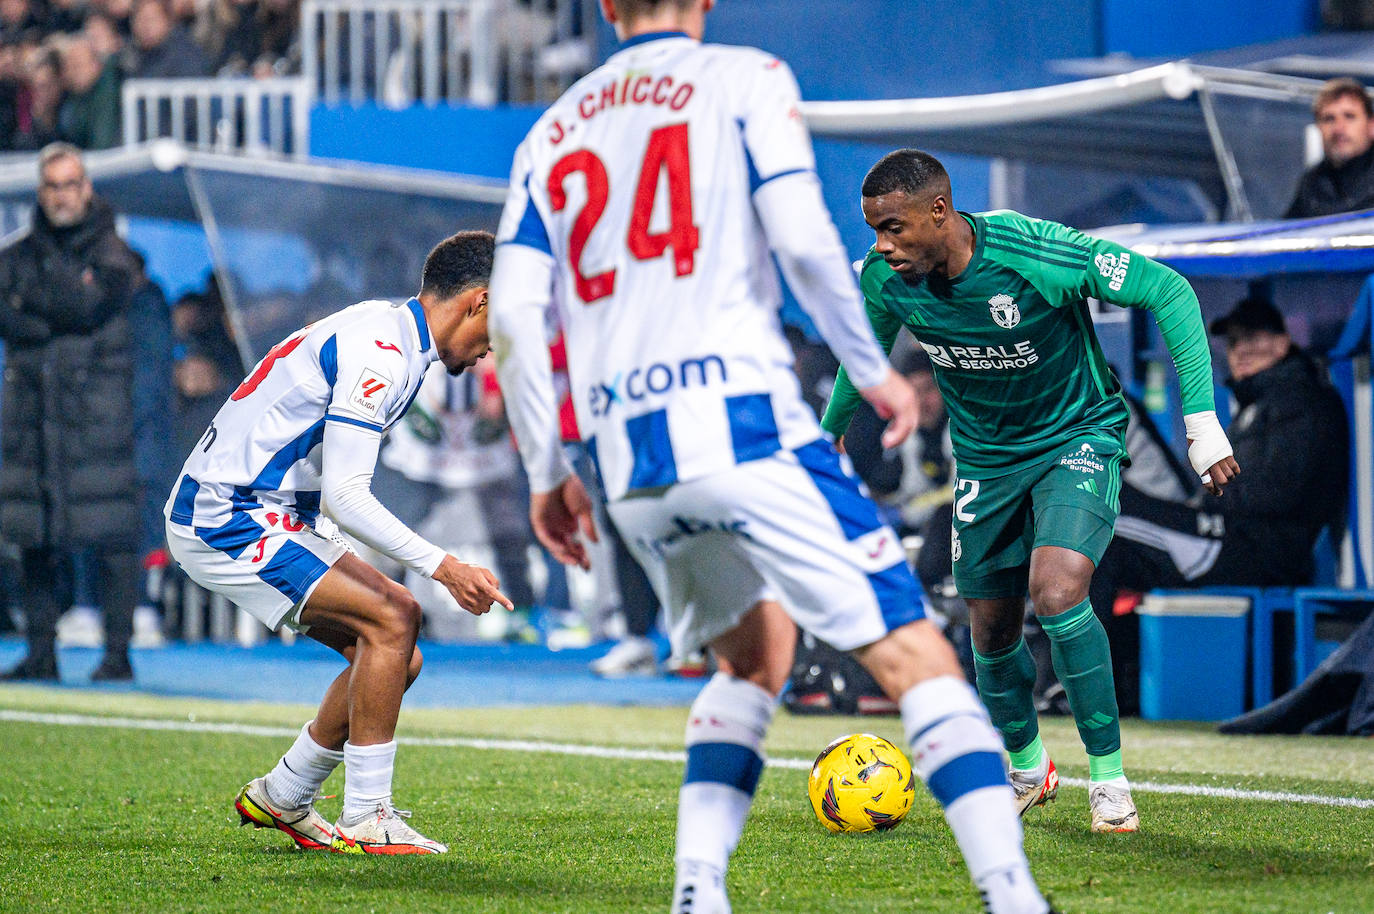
[1183,410,1233,480]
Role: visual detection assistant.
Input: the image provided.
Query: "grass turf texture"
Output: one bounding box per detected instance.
[1,686,1372,913]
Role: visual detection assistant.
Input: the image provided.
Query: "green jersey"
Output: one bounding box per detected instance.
[822,210,1214,478]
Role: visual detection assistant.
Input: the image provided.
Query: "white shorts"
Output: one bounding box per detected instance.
[609,440,925,656]
[166,510,351,632]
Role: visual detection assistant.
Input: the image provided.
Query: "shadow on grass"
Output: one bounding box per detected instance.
[247,854,666,912]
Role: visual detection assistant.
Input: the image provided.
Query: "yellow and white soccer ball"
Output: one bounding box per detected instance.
[807,733,915,833]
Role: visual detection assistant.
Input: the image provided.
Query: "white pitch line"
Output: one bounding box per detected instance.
[3,708,1373,810]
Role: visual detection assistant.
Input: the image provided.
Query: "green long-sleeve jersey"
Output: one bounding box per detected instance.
[821,210,1215,479]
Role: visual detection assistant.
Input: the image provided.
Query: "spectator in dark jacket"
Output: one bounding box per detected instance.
[1286,78,1374,219]
[126,0,207,78]
[0,142,142,681]
[128,250,174,562]
[13,45,62,151]
[58,35,121,149]
[0,0,41,46]
[1088,295,1350,709]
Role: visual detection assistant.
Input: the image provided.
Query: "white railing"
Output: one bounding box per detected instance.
[121,77,312,156]
[301,0,592,107]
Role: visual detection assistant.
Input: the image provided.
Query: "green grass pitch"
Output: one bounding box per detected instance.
[1,686,1371,913]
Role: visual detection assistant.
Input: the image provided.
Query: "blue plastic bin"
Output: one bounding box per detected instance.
[1138,593,1249,721]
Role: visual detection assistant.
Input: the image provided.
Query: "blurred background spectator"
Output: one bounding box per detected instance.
[169,278,239,463]
[127,0,207,78]
[14,45,61,150]
[1286,78,1374,219]
[201,0,299,77]
[58,34,121,148]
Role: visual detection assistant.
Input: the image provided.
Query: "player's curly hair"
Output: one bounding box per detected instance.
[420,230,495,300]
[861,148,951,201]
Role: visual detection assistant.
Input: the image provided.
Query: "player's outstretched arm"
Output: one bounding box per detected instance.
[431,555,514,615]
[530,475,599,570]
[858,368,920,449]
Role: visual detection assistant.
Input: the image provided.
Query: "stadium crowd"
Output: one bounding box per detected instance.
[0,0,300,151]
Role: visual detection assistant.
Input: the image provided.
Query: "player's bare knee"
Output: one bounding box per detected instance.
[368,589,422,651]
[1029,578,1088,616]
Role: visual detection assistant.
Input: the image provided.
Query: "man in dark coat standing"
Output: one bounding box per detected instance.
[0,142,142,681]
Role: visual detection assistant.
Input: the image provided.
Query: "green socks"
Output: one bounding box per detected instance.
[972,636,1040,759]
[1040,597,1122,764]
[1087,748,1125,781]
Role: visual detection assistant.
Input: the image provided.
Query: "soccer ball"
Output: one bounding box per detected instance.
[807,733,915,833]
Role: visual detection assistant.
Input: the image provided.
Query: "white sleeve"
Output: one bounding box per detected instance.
[489,241,574,494]
[739,58,888,389]
[753,172,888,389]
[319,418,447,577]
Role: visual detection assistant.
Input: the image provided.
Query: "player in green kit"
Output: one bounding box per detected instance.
[823,149,1241,833]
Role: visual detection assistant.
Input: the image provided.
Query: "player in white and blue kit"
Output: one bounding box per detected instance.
[488,2,1050,912]
[166,231,512,856]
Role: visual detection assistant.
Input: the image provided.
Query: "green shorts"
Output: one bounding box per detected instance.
[950,437,1126,600]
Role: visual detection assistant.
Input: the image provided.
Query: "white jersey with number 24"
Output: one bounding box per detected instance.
[491,32,888,501]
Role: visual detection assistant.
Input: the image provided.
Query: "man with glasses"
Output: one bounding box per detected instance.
[0,142,143,682]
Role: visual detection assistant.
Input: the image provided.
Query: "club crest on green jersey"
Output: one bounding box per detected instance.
[988,293,1020,329]
[1095,251,1131,292]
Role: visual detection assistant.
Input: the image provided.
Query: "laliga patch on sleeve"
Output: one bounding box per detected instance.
[346,368,392,417]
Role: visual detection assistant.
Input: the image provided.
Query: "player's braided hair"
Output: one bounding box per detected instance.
[861,148,951,201]
[420,230,495,300]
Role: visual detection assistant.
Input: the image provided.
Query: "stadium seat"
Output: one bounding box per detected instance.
[1290,588,1374,683]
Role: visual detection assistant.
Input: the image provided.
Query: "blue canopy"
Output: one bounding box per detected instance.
[1097,210,1374,278]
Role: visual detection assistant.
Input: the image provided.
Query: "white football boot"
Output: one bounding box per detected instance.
[1089,779,1140,833]
[235,777,334,850]
[332,804,448,855]
[1009,755,1060,817]
[590,636,658,677]
[671,860,730,914]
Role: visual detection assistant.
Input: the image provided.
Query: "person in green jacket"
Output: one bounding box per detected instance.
[58,36,122,150]
[823,148,1241,833]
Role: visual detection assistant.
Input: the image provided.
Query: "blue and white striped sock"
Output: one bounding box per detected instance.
[902,676,1047,914]
[675,672,776,874]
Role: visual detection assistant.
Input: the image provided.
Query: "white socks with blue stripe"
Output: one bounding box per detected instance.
[675,673,776,879]
[264,720,343,809]
[902,676,1048,914]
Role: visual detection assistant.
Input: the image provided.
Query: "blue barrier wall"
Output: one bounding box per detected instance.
[598,0,1102,97]
[309,104,541,180]
[1101,0,1320,58]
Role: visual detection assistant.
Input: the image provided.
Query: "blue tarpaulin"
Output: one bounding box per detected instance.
[1099,209,1374,278]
